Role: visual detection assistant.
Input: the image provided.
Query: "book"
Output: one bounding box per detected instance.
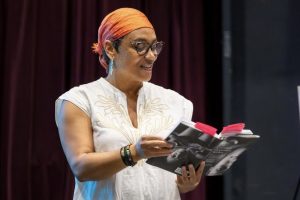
[146,120,260,176]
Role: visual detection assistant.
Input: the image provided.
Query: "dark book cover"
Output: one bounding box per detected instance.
[146,121,260,176]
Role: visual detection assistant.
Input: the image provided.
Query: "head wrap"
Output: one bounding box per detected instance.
[92,8,154,69]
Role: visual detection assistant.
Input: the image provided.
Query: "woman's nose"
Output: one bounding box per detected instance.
[144,48,157,62]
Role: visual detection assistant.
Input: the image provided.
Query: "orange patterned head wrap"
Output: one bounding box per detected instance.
[92,8,154,69]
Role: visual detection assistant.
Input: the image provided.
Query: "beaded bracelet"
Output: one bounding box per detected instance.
[120,146,131,166]
[126,145,136,166]
[120,145,136,166]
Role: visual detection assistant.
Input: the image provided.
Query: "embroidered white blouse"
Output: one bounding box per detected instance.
[55,77,193,200]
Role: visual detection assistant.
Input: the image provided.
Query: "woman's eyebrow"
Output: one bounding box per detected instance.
[132,38,157,43]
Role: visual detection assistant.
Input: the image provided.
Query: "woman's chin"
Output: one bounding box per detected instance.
[140,70,152,82]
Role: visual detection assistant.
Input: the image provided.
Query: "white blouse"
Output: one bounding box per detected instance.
[55,78,193,200]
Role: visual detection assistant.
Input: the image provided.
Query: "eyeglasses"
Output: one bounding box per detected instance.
[130,40,164,56]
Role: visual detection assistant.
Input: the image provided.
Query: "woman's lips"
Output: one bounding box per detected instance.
[141,65,153,71]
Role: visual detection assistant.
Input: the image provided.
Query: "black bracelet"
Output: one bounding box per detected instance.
[125,145,136,166]
[120,146,131,166]
[120,145,136,166]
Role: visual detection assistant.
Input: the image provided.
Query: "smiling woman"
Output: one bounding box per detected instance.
[55,7,205,200]
[106,28,159,83]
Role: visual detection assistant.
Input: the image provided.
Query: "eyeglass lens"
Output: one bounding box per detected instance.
[132,41,164,56]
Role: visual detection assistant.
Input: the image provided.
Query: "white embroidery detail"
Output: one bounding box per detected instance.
[94,94,174,144]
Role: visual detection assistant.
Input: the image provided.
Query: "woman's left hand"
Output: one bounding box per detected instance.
[176,161,205,193]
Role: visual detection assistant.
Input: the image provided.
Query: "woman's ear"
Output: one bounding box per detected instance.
[103,40,116,60]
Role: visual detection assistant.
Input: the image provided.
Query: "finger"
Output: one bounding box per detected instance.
[138,135,177,158]
[136,140,165,158]
[142,140,173,149]
[176,174,184,185]
[140,135,164,141]
[151,150,173,157]
[138,140,173,157]
[188,164,196,181]
[181,166,189,182]
[196,161,205,178]
[149,147,173,153]
[143,147,173,158]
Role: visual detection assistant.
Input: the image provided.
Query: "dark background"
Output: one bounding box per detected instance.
[223,0,300,200]
[1,0,300,200]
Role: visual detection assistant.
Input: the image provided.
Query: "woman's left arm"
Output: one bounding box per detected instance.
[176,161,205,193]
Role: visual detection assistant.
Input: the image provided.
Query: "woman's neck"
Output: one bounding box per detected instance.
[105,75,143,98]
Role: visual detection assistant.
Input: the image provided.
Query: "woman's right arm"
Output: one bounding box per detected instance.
[56,100,173,181]
[57,100,129,181]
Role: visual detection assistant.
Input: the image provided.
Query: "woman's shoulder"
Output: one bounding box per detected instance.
[60,78,102,97]
[145,82,188,100]
[78,78,102,90]
[144,82,193,119]
[144,82,192,106]
[55,79,103,118]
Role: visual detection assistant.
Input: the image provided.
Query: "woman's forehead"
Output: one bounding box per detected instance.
[124,28,157,42]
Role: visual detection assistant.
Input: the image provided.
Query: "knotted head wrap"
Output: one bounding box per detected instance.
[92,8,154,69]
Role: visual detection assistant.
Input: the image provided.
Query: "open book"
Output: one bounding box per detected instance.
[146,121,260,176]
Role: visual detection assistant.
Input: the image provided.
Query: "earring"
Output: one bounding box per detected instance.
[108,59,114,75]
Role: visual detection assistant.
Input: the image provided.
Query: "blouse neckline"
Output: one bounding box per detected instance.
[98,77,146,98]
[98,77,147,129]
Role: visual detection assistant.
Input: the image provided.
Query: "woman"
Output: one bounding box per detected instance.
[55,7,205,200]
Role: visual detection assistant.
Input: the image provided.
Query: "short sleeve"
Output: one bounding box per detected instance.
[163,87,194,122]
[183,99,193,121]
[54,87,91,127]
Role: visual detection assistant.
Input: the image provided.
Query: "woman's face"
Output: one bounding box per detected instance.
[113,28,159,83]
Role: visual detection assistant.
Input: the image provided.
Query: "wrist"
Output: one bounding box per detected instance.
[177,184,194,194]
[130,144,142,162]
[177,181,198,193]
[120,145,137,166]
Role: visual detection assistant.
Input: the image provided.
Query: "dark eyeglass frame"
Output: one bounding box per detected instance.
[130,40,164,56]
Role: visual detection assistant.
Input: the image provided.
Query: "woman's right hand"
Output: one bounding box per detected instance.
[130,136,174,162]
